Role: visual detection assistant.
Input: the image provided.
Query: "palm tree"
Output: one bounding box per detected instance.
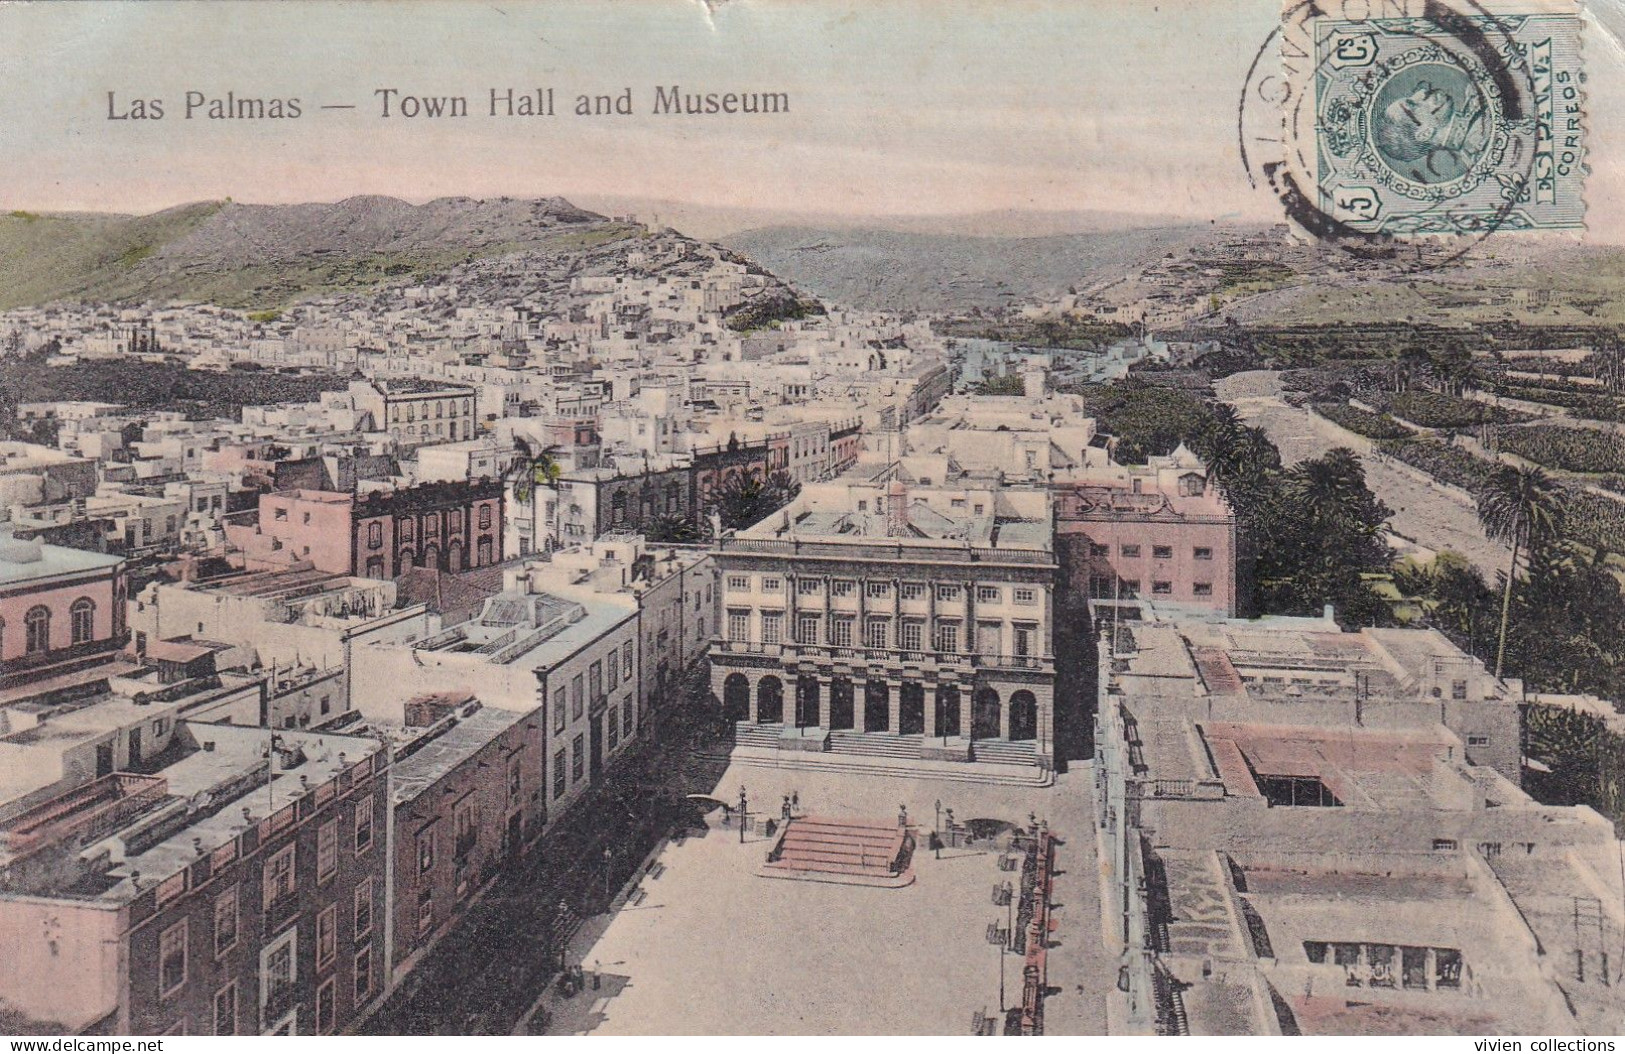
[1473,464,1565,679]
[506,441,564,504]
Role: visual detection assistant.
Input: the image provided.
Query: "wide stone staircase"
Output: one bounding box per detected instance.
[764,816,912,884]
[972,738,1040,767]
[735,723,783,750]
[827,730,922,761]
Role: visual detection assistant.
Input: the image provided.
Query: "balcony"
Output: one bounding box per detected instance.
[717,535,1054,566]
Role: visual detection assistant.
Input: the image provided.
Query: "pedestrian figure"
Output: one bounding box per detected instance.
[791,790,799,814]
[592,959,602,991]
[782,795,792,821]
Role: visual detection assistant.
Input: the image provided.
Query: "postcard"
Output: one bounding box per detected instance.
[0,0,1621,1040]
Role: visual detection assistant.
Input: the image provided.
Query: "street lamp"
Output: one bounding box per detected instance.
[997,919,1007,1013]
[738,785,748,844]
[603,846,613,903]
[934,799,942,834]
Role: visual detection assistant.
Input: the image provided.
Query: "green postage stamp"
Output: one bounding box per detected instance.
[1311,6,1585,236]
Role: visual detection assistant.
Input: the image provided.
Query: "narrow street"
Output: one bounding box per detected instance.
[359,692,732,1035]
[1215,370,1512,580]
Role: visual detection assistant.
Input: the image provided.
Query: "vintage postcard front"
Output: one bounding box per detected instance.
[0,0,1623,1041]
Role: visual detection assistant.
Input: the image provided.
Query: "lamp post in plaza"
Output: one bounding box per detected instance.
[738,785,749,844]
[997,919,1007,1014]
[603,846,613,904]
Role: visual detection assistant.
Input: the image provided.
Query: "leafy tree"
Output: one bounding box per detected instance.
[506,441,563,504]
[1473,464,1565,678]
[644,512,702,545]
[1393,551,1497,661]
[1254,448,1395,624]
[714,469,800,531]
[1393,346,1433,394]
[1431,340,1476,397]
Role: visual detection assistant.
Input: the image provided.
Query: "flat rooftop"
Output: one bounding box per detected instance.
[0,533,122,587]
[388,705,529,803]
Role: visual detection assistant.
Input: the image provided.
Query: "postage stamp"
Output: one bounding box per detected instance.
[1310,6,1586,236]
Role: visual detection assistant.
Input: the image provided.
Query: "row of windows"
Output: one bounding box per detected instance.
[364,506,495,548]
[1088,577,1215,599]
[554,642,636,733]
[2,598,98,656]
[724,576,1038,605]
[1090,543,1215,561]
[389,398,472,422]
[398,419,471,441]
[729,610,1039,654]
[160,840,376,1032]
[551,698,636,798]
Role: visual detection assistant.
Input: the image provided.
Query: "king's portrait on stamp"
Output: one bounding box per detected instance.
[1371,66,1491,184]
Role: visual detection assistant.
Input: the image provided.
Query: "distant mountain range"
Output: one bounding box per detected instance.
[719,223,1258,313]
[0,196,637,312]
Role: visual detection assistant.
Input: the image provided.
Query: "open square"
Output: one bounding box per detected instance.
[537,762,1108,1036]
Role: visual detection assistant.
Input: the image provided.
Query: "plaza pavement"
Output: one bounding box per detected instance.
[527,759,1112,1035]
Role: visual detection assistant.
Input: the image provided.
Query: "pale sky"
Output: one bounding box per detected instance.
[1,0,1621,238]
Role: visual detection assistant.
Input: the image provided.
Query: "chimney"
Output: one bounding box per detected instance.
[887,479,909,537]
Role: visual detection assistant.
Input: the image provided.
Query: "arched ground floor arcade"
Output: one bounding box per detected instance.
[711,661,1053,770]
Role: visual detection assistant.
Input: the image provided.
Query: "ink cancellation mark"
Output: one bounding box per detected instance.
[1238,0,1586,248]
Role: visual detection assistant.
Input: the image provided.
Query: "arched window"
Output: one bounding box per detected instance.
[24,606,51,655]
[367,521,383,548]
[478,504,493,530]
[70,598,96,645]
[611,491,627,524]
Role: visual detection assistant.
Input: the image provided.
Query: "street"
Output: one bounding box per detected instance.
[359,691,733,1035]
[1215,370,1512,579]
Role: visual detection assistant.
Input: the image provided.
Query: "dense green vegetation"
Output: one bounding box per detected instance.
[715,469,801,531]
[1388,389,1516,428]
[1523,704,1625,824]
[1496,425,1625,474]
[967,374,1028,396]
[1073,379,1395,625]
[1311,402,1412,440]
[938,315,1132,349]
[0,349,349,421]
[722,293,826,332]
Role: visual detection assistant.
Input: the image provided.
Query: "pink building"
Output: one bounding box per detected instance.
[0,533,127,690]
[1054,445,1239,618]
[225,481,505,580]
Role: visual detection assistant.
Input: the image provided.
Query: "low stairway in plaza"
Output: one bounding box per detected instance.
[826,731,922,761]
[734,723,782,750]
[971,739,1039,767]
[762,816,915,887]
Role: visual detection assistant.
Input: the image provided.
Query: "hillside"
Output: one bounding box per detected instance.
[0,196,646,311]
[719,223,1236,312]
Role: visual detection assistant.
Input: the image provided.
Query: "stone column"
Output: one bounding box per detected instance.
[747,672,759,724]
[886,678,901,734]
[959,681,974,740]
[1001,693,1012,740]
[817,675,832,729]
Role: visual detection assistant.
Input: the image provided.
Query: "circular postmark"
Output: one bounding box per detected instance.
[1237,0,1546,267]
